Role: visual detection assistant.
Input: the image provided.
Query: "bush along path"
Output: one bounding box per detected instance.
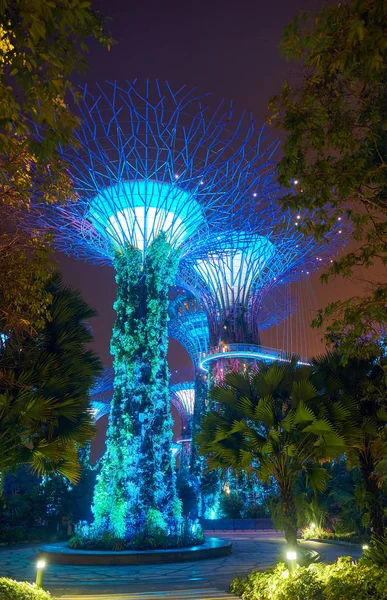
[230,557,387,600]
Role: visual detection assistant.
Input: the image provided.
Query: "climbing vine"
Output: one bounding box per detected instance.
[91,233,182,543]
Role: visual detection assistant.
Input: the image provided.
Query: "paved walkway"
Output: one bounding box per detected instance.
[60,592,237,599]
[0,531,361,598]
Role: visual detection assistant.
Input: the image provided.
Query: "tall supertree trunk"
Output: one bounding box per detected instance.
[92,234,181,538]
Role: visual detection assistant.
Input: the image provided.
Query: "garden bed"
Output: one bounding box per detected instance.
[230,557,387,600]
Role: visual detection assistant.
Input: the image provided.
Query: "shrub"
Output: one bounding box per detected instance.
[361,534,387,567]
[301,526,368,544]
[68,517,204,551]
[219,493,244,518]
[0,578,52,599]
[230,557,387,600]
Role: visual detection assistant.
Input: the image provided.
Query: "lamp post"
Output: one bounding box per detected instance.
[35,559,46,588]
[286,550,297,572]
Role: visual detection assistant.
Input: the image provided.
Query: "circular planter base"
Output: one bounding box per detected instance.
[38,537,232,565]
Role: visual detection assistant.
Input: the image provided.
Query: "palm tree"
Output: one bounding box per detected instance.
[313,351,387,537]
[0,273,102,485]
[196,360,354,547]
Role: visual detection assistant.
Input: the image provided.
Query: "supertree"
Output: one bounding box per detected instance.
[178,218,346,382]
[170,381,195,470]
[28,80,281,542]
[168,286,294,516]
[90,367,114,421]
[175,218,346,518]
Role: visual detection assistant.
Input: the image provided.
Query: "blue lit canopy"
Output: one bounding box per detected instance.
[32,80,282,264]
[89,180,204,253]
[170,381,195,435]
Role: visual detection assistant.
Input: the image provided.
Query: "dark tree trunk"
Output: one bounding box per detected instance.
[359,451,385,538]
[278,483,298,547]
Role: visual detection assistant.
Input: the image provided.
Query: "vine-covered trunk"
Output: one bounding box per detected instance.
[92,234,181,539]
[359,450,385,538]
[190,370,208,517]
[278,483,298,548]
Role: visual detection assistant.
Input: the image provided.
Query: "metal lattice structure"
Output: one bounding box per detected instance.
[90,367,114,421]
[168,291,209,369]
[170,381,195,434]
[177,216,347,378]
[26,81,292,539]
[30,80,281,264]
[170,381,195,473]
[25,80,349,531]
[168,287,294,370]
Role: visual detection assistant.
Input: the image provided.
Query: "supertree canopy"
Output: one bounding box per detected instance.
[178,211,346,380]
[170,381,195,473]
[170,381,195,436]
[29,80,284,544]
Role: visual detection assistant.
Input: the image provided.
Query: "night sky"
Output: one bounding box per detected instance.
[56,0,360,458]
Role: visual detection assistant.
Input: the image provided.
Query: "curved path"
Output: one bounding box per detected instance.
[0,531,361,597]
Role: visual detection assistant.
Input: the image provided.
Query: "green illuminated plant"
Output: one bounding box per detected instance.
[0,578,52,599]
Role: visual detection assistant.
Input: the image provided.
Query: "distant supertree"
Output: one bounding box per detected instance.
[168,292,209,368]
[179,218,346,381]
[167,286,294,516]
[170,381,195,473]
[170,381,195,435]
[90,367,114,421]
[28,81,281,542]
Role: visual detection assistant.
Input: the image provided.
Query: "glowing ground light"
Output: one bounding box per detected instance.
[89,180,204,253]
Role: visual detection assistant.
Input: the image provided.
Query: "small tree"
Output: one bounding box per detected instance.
[268,0,387,357]
[313,351,387,537]
[0,0,111,337]
[197,361,352,547]
[0,273,102,484]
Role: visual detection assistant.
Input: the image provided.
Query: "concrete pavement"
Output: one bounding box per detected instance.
[0,531,361,598]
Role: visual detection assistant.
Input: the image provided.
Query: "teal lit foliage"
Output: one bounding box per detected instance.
[69,516,204,551]
[91,234,183,542]
[230,557,387,600]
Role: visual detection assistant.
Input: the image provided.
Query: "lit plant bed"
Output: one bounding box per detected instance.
[67,519,205,551]
[301,527,368,545]
[68,530,205,551]
[39,538,232,565]
[230,557,387,600]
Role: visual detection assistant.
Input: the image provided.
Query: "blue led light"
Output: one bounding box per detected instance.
[199,349,310,372]
[90,180,204,253]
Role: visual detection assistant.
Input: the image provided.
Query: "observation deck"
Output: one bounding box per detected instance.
[199,343,310,373]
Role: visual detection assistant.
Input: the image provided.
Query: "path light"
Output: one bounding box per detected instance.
[362,544,369,550]
[36,559,46,588]
[286,550,297,572]
[310,522,316,530]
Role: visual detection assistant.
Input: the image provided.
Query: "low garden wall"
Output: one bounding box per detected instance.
[201,518,274,531]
